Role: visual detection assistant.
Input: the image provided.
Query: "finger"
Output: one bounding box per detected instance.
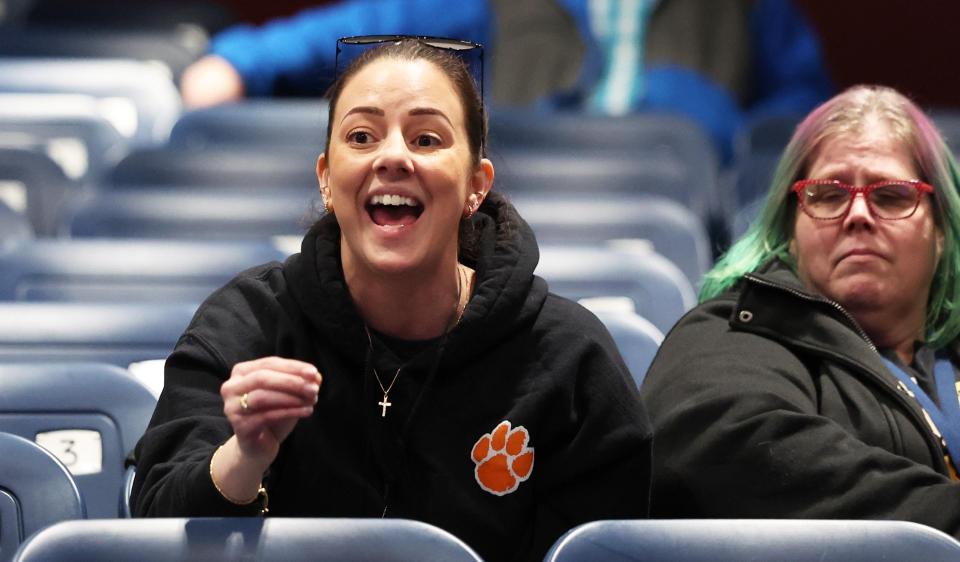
[231,407,314,440]
[233,388,315,415]
[232,357,320,381]
[223,370,320,402]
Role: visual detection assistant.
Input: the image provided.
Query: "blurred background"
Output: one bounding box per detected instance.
[0,1,959,544]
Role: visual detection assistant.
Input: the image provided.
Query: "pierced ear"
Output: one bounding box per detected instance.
[464,159,494,218]
[317,154,333,214]
[936,229,945,261]
[462,190,481,217]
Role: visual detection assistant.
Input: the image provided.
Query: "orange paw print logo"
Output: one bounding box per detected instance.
[471,420,534,496]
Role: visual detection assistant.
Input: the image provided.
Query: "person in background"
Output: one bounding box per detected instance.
[179,0,832,161]
[133,37,652,562]
[640,84,960,535]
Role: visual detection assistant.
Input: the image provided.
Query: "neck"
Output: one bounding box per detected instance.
[344,255,470,341]
[893,339,918,366]
[852,305,926,366]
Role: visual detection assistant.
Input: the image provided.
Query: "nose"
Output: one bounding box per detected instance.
[841,191,876,231]
[373,130,414,178]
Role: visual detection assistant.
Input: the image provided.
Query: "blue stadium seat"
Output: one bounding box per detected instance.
[0,93,130,183]
[170,100,329,150]
[538,244,695,334]
[0,301,194,365]
[0,201,31,247]
[62,186,709,288]
[488,110,726,243]
[730,151,781,212]
[0,363,156,519]
[0,58,181,146]
[732,196,765,240]
[931,110,960,150]
[493,146,718,221]
[488,110,717,161]
[107,146,319,188]
[493,147,724,251]
[0,432,84,562]
[64,186,316,240]
[733,114,800,163]
[578,298,663,386]
[544,519,960,562]
[514,193,712,287]
[0,147,74,236]
[0,28,205,82]
[13,518,483,562]
[0,238,287,302]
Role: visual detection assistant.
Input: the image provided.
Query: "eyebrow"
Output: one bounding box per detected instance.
[339,106,454,127]
[340,106,384,124]
[408,107,453,127]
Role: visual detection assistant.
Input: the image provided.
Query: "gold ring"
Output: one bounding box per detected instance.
[240,392,250,412]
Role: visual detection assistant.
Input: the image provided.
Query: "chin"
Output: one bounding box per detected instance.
[831,278,888,312]
[365,253,421,275]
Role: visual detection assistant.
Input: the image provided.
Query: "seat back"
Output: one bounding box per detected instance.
[14,518,483,562]
[0,238,287,302]
[0,432,84,562]
[0,201,31,247]
[107,146,318,188]
[733,114,800,163]
[0,92,130,183]
[0,28,205,81]
[0,301,193,365]
[170,100,329,150]
[931,110,960,150]
[578,298,663,386]
[0,58,181,146]
[488,110,716,165]
[515,193,711,286]
[0,147,74,236]
[545,519,960,562]
[538,244,695,334]
[0,363,157,519]
[64,186,316,240]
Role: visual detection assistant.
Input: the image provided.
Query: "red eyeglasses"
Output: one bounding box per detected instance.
[792,179,934,220]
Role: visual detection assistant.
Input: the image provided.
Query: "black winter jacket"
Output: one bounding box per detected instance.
[132,196,652,562]
[640,259,960,537]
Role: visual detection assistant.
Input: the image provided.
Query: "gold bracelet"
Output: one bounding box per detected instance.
[209,445,269,513]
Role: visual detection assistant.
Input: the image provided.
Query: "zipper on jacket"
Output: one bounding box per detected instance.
[742,273,951,473]
[744,273,877,351]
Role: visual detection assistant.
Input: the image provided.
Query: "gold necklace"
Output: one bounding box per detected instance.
[368,264,467,418]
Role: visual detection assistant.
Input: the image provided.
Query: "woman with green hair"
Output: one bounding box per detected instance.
[640,84,960,536]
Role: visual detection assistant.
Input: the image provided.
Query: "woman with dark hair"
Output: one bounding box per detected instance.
[641,85,960,535]
[132,37,651,561]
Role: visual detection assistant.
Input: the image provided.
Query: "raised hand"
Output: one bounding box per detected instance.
[211,357,322,504]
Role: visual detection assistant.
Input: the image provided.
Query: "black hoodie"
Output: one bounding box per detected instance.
[131,195,652,561]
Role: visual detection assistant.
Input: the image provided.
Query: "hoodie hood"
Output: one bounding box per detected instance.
[283,192,548,370]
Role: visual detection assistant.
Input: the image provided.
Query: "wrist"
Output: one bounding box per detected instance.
[209,440,270,511]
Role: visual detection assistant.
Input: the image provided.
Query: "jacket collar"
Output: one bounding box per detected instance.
[734,259,894,381]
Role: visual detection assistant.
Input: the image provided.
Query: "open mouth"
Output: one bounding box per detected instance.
[366,194,424,227]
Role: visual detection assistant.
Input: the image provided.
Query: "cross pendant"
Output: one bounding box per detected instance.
[378,394,392,417]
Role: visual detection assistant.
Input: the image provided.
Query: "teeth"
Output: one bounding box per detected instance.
[371,194,418,206]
